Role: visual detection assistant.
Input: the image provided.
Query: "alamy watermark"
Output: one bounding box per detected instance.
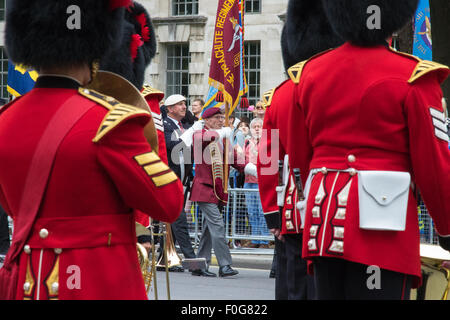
[367,5,381,30]
[66,5,81,30]
[366,265,381,290]
[169,129,280,176]
[66,265,82,290]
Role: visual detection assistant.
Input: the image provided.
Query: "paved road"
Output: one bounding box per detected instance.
[148,266,275,300]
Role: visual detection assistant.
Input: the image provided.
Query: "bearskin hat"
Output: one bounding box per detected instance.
[5,0,132,70]
[321,0,419,46]
[100,2,157,89]
[281,0,344,71]
[128,2,157,66]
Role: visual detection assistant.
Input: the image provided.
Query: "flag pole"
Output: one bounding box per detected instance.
[224,101,230,194]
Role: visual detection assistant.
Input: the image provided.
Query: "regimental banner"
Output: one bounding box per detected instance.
[201,0,248,117]
[7,61,38,97]
[413,0,432,61]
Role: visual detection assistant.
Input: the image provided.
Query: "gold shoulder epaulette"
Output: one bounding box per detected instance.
[388,48,450,84]
[79,87,120,111]
[287,61,307,85]
[142,85,164,102]
[262,88,276,108]
[287,49,334,84]
[79,87,150,143]
[408,60,449,84]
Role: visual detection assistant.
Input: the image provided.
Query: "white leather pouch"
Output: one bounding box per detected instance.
[358,170,411,231]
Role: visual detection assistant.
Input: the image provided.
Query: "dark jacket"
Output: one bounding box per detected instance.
[163,117,193,183]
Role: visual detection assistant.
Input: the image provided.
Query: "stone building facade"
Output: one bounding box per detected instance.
[141,0,288,116]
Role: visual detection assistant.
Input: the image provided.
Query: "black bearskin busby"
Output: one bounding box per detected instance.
[281,0,344,71]
[128,2,157,67]
[5,0,132,70]
[100,2,157,89]
[321,0,419,46]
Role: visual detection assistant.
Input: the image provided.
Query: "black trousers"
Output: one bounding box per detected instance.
[275,233,315,300]
[170,210,196,259]
[0,206,10,255]
[313,257,412,300]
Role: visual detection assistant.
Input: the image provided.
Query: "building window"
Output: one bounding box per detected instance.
[0,0,5,21]
[245,0,261,14]
[244,41,261,114]
[0,48,9,102]
[172,0,198,16]
[166,44,191,99]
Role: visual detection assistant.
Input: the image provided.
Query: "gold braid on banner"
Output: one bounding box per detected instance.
[86,70,159,153]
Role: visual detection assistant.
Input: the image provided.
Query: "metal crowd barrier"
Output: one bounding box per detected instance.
[418,200,438,245]
[185,189,439,247]
[185,188,273,247]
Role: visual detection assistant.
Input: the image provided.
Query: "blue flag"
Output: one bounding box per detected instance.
[7,61,38,97]
[413,0,432,60]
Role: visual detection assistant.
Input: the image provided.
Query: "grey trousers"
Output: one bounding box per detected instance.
[196,202,232,268]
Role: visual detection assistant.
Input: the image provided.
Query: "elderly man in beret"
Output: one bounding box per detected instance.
[189,107,251,277]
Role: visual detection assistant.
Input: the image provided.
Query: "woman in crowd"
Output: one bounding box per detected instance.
[252,101,266,120]
[244,118,270,248]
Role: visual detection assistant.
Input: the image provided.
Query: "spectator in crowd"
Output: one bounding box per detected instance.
[228,117,251,247]
[233,117,250,151]
[191,98,204,120]
[244,118,271,248]
[182,107,198,128]
[162,94,198,271]
[253,100,266,120]
[190,107,246,277]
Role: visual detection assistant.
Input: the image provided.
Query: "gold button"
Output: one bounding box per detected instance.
[39,228,49,239]
[348,154,356,163]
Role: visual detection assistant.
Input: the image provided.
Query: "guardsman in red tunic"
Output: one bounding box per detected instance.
[0,0,183,300]
[287,0,450,299]
[99,2,169,232]
[257,0,343,300]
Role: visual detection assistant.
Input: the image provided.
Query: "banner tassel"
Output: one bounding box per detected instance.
[216,91,224,102]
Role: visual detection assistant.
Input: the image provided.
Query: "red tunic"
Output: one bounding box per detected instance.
[287,43,450,286]
[0,76,183,299]
[257,80,310,234]
[135,86,168,228]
